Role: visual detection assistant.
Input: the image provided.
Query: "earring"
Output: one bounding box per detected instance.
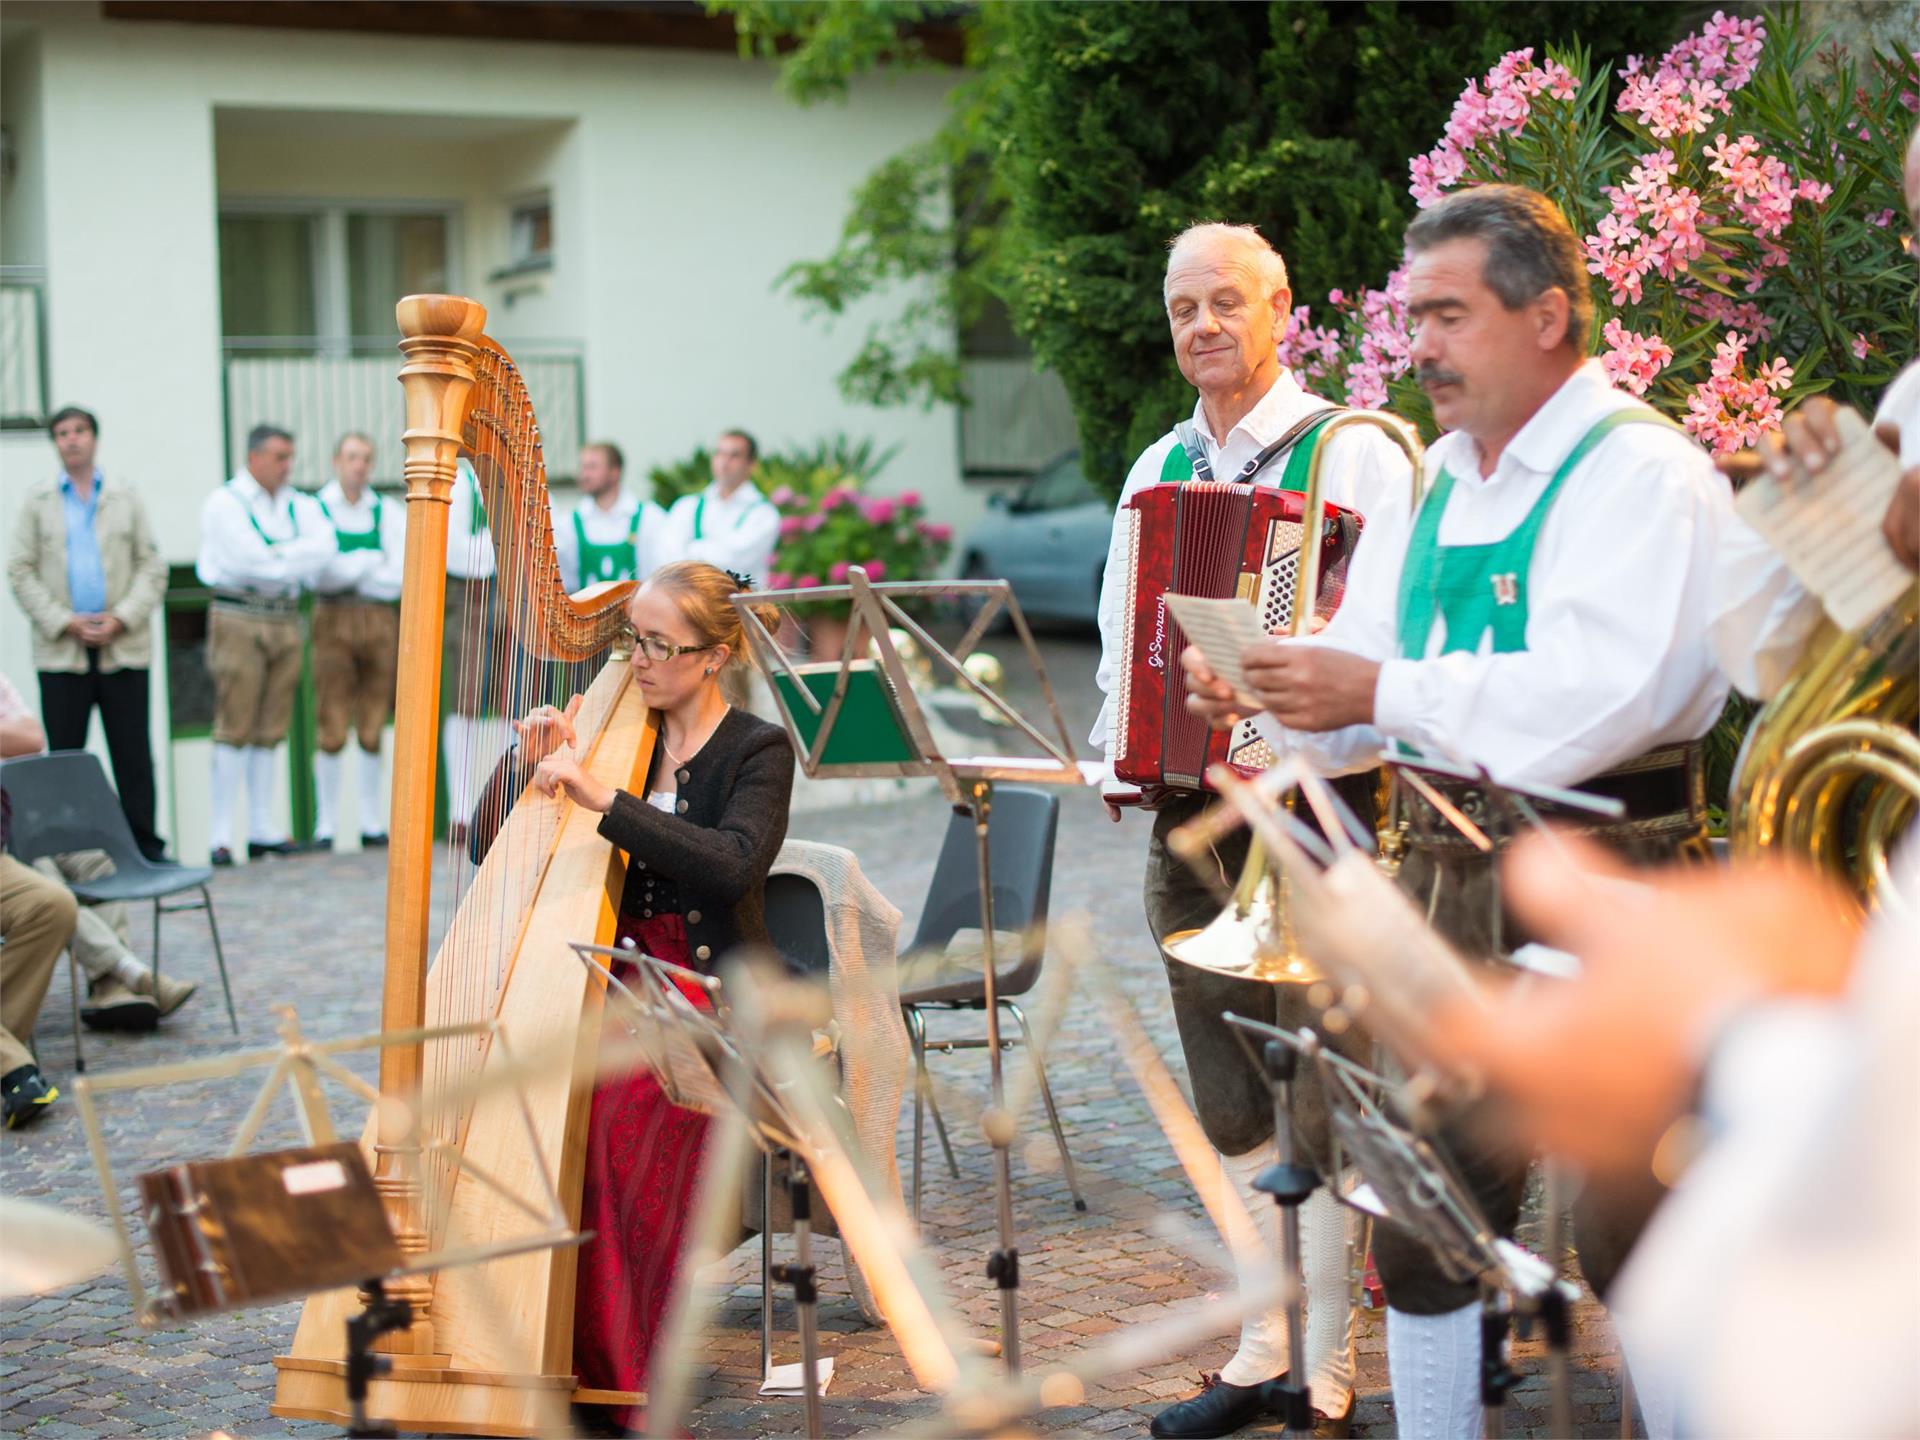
[704,666,716,676]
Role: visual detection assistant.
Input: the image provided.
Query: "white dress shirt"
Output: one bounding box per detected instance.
[313,481,406,602]
[1268,359,1733,790]
[1612,834,1919,1438]
[446,460,496,582]
[552,488,667,593]
[194,471,336,598]
[1710,360,1920,700]
[658,480,781,583]
[1089,368,1418,766]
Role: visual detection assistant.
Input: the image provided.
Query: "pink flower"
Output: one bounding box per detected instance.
[801,513,826,533]
[863,497,898,525]
[768,485,797,507]
[919,521,953,543]
[1600,317,1675,397]
[1682,330,1794,455]
[864,560,886,581]
[1853,332,1872,361]
[828,561,851,583]
[897,489,922,508]
[796,574,821,589]
[1408,48,1578,206]
[1871,208,1897,228]
[766,571,794,590]
[1327,288,1346,306]
[821,486,855,511]
[778,516,805,539]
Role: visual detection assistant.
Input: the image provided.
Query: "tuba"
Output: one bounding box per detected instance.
[1165,410,1425,984]
[1728,594,1920,909]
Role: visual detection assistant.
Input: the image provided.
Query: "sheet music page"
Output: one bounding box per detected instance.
[1163,592,1269,706]
[1735,406,1910,631]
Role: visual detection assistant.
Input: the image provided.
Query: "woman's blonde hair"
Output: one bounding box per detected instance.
[640,561,780,671]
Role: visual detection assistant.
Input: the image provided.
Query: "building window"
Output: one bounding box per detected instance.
[505,196,553,275]
[218,202,453,342]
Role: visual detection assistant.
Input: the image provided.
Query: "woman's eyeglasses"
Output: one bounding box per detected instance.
[634,633,717,663]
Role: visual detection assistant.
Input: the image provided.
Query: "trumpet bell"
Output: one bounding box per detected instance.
[1162,891,1322,986]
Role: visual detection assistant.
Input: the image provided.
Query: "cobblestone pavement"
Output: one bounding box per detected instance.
[1,633,1634,1438]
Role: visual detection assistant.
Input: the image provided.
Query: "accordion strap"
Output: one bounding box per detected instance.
[1171,406,1347,485]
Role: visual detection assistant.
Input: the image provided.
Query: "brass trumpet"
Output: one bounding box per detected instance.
[1164,409,1426,986]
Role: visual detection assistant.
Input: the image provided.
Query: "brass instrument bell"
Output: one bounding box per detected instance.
[1161,837,1324,986]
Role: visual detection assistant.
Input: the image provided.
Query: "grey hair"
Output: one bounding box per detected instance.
[1404,185,1592,353]
[247,423,293,453]
[1164,222,1290,306]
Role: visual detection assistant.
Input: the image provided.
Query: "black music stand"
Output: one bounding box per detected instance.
[733,567,1100,1374]
[570,939,834,1437]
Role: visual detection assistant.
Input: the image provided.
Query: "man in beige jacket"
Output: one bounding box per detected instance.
[7,406,169,861]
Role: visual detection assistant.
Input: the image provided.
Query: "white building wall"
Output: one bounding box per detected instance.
[0,2,970,863]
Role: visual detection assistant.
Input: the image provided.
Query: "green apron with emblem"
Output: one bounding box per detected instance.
[318,493,383,554]
[1395,409,1668,659]
[573,506,642,583]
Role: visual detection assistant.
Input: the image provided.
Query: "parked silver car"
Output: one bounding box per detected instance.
[957,451,1110,627]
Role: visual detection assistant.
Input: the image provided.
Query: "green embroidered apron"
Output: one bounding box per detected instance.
[1157,407,1342,491]
[1395,409,1668,659]
[318,493,383,553]
[573,506,642,582]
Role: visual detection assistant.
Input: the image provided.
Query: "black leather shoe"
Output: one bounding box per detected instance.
[210,847,234,867]
[361,832,389,849]
[1150,1373,1278,1439]
[248,839,300,859]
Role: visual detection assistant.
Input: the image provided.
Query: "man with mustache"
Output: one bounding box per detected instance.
[1183,185,1732,1439]
[1092,221,1414,1439]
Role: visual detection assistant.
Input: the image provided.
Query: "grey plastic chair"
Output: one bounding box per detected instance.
[896,784,1083,1220]
[1,751,237,1071]
[763,872,832,978]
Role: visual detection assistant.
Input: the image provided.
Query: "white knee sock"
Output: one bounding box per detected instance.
[313,748,343,841]
[442,715,472,815]
[1301,1185,1361,1414]
[1387,1302,1484,1440]
[357,746,387,837]
[246,746,283,844]
[1219,1141,1287,1386]
[1215,1145,1360,1404]
[209,743,245,852]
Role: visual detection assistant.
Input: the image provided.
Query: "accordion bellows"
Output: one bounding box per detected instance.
[1114,481,1363,791]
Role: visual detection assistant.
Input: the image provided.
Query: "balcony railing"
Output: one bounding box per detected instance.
[1,269,49,430]
[959,356,1079,480]
[221,338,586,491]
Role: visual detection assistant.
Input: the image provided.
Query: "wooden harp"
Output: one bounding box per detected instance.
[272,295,658,1434]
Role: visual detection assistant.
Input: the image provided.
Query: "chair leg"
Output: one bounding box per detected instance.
[923,1057,960,1181]
[200,887,239,1034]
[904,1006,928,1224]
[1004,1000,1085,1212]
[67,950,87,1075]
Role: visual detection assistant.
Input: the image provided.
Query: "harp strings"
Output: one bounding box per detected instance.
[419,346,615,1240]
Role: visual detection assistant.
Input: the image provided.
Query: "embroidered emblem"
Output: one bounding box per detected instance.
[1491,573,1520,606]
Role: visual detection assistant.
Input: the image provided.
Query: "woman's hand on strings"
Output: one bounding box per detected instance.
[531,752,616,813]
[516,694,583,765]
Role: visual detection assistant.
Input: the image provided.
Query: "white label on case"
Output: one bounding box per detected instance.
[282,1159,349,1195]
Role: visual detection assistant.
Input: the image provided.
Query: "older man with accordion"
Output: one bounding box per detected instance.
[1091,220,1415,1439]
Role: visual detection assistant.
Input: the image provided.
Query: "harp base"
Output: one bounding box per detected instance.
[271,1355,639,1438]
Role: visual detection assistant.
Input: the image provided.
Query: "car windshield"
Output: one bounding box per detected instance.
[1020,454,1095,512]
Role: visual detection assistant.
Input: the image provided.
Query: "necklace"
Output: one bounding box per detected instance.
[663,705,730,769]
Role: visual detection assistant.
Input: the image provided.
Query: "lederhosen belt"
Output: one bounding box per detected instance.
[1402,740,1708,856]
[210,589,301,620]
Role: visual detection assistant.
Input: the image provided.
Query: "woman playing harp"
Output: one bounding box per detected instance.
[467,561,795,1430]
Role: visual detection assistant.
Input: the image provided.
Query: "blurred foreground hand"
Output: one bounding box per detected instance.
[1428,833,1860,1175]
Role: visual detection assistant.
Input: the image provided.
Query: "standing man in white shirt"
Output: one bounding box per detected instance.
[310,432,405,851]
[554,442,664,593]
[442,457,513,843]
[1183,185,1732,1440]
[1089,222,1414,1440]
[659,430,780,585]
[195,424,337,866]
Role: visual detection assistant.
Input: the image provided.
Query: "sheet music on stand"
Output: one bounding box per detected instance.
[1735,403,1912,631]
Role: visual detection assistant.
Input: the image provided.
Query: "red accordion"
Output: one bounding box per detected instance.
[1113,482,1364,791]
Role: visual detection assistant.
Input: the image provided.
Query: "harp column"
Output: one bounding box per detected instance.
[379,293,488,1352]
